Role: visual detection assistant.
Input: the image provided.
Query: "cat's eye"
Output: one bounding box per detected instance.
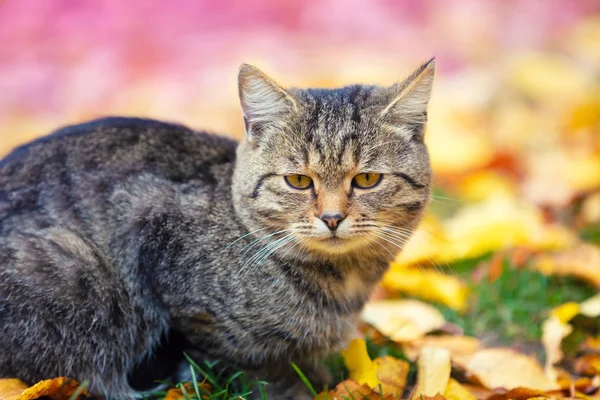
[284,174,313,190]
[352,173,383,189]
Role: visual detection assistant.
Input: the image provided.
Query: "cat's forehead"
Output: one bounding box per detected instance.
[271,89,395,178]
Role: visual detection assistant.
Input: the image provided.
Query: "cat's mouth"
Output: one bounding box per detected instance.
[301,234,367,255]
[323,236,346,246]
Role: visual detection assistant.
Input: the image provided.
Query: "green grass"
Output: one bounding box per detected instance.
[434,256,597,344]
[143,356,267,400]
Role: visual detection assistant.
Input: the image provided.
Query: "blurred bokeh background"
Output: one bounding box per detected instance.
[2,1,600,297]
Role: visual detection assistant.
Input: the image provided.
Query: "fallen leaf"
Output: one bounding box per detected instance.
[413,347,452,398]
[341,338,380,388]
[2,377,88,400]
[382,266,468,311]
[580,293,600,317]
[373,356,410,396]
[361,299,447,342]
[582,336,600,353]
[314,380,396,400]
[164,382,211,400]
[402,335,481,362]
[574,354,600,376]
[483,387,549,400]
[444,378,476,400]
[534,243,600,288]
[542,316,573,383]
[340,338,410,396]
[458,348,559,391]
[0,379,29,400]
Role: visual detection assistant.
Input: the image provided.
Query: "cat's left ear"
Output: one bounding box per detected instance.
[238,64,298,142]
[379,58,435,137]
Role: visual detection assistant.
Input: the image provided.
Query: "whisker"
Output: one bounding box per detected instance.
[223,227,269,250]
[238,228,291,255]
[240,233,296,274]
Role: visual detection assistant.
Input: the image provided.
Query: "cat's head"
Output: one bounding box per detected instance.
[232,61,434,260]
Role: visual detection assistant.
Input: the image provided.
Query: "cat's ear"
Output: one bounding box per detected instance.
[238,64,297,142]
[379,58,435,136]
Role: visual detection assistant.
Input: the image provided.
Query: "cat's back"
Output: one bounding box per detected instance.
[0,117,238,237]
[1,117,238,187]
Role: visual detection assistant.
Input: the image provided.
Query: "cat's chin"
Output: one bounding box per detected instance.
[303,236,370,255]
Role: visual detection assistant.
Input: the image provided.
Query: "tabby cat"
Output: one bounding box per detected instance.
[0,60,435,399]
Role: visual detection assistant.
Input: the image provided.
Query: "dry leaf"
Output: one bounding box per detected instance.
[542,316,573,383]
[341,338,380,388]
[5,377,88,400]
[340,338,409,396]
[580,293,600,317]
[413,347,452,398]
[164,382,211,400]
[535,243,600,288]
[459,348,559,391]
[382,266,468,311]
[574,354,600,376]
[402,335,481,362]
[361,299,447,342]
[373,356,410,396]
[443,378,476,400]
[483,387,549,400]
[0,378,29,400]
[314,380,396,400]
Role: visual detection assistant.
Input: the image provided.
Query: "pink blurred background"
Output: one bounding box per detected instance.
[1,0,600,209]
[0,0,597,146]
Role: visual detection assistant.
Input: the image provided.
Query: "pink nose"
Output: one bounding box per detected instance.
[320,214,345,231]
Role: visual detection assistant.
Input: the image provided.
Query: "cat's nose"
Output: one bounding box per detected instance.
[320,213,346,231]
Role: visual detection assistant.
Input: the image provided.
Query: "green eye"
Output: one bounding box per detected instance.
[352,173,382,189]
[284,174,313,190]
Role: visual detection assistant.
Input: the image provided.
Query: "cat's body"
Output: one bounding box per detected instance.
[0,62,435,399]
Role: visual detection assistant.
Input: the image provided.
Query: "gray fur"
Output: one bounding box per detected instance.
[0,61,434,399]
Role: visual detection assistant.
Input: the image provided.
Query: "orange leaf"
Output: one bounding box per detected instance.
[0,378,29,400]
[314,380,396,400]
[14,377,87,400]
[574,354,600,376]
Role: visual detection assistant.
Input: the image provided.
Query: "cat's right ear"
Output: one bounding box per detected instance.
[238,64,297,142]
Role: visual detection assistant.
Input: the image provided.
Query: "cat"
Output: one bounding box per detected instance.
[0,60,434,399]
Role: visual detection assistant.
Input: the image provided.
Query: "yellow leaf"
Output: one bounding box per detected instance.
[414,347,451,398]
[372,356,410,396]
[341,339,380,388]
[340,339,410,396]
[550,302,581,323]
[0,378,29,400]
[402,335,481,362]
[395,197,574,276]
[535,243,600,288]
[459,171,518,203]
[443,378,475,400]
[361,299,446,342]
[459,348,559,391]
[382,266,468,311]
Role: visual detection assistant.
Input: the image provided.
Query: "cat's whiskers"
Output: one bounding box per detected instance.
[239,233,296,275]
[237,228,292,255]
[223,227,269,250]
